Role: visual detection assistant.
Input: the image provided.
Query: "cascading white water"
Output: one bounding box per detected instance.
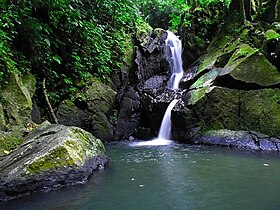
[132,31,183,146]
[165,31,184,90]
[154,31,184,140]
[157,99,179,140]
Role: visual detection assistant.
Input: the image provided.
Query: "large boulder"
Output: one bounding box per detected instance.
[0,122,107,201]
[135,28,169,91]
[57,100,91,130]
[85,80,116,114]
[176,87,280,137]
[57,79,116,142]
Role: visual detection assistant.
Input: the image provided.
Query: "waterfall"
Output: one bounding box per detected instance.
[157,99,179,140]
[131,31,183,146]
[155,31,184,140]
[165,31,184,90]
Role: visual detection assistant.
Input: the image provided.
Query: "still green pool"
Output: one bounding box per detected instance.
[1,141,280,210]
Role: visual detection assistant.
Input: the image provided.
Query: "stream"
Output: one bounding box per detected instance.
[1,141,280,210]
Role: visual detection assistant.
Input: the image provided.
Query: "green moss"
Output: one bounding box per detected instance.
[265,29,280,41]
[240,89,280,136]
[0,134,24,156]
[191,87,280,136]
[1,73,34,126]
[27,146,76,174]
[122,33,135,72]
[135,20,153,46]
[70,127,105,153]
[191,87,240,131]
[198,35,240,74]
[190,69,219,89]
[226,44,258,66]
[187,86,215,105]
[230,53,280,86]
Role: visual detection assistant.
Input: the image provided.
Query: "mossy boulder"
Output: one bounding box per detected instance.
[222,52,280,86]
[198,42,280,86]
[0,73,36,129]
[57,100,91,130]
[57,80,116,142]
[85,79,116,114]
[182,87,280,136]
[0,122,107,201]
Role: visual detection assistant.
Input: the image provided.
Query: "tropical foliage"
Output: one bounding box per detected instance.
[0,0,247,105]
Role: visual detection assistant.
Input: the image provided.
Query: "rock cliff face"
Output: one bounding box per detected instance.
[0,73,36,157]
[0,122,107,201]
[114,26,178,140]
[172,19,280,151]
[0,73,35,129]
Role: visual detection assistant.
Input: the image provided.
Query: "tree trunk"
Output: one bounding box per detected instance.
[229,0,247,24]
[276,0,280,21]
[42,78,58,124]
[244,0,252,20]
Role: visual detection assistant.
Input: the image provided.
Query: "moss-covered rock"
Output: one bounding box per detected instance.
[0,133,24,158]
[91,112,114,142]
[0,122,107,201]
[185,87,280,136]
[224,52,280,86]
[0,73,36,128]
[265,29,280,41]
[135,20,153,46]
[57,100,91,130]
[85,79,116,114]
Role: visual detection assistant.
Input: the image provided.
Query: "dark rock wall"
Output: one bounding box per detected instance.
[114,28,178,140]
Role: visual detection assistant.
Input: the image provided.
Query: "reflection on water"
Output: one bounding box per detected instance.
[1,141,280,210]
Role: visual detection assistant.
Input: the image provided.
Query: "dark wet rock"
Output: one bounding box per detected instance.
[134,28,169,91]
[179,66,198,89]
[31,103,43,124]
[143,75,165,95]
[0,122,107,201]
[134,127,151,140]
[114,87,141,140]
[259,139,278,151]
[57,100,91,130]
[91,112,113,142]
[193,129,259,150]
[186,129,280,151]
[115,28,177,140]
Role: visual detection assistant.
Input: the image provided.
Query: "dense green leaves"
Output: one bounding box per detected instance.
[0,0,231,104]
[0,0,138,102]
